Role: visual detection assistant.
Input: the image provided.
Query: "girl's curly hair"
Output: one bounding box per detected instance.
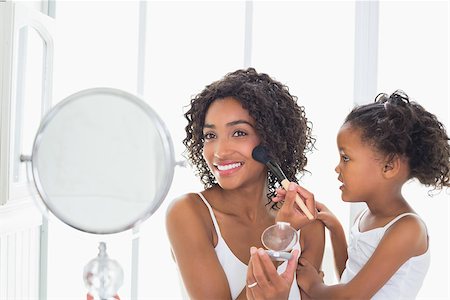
[344,90,450,189]
[183,68,315,207]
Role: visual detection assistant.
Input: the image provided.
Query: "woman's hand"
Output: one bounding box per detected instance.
[272,182,317,230]
[246,247,299,300]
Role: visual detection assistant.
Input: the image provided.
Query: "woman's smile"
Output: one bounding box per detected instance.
[214,161,244,176]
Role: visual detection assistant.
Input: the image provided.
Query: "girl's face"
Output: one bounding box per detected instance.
[202,97,266,190]
[335,123,385,203]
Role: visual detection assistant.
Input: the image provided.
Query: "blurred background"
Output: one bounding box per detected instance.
[0,1,448,299]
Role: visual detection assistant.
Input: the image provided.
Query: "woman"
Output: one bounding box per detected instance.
[166,68,325,299]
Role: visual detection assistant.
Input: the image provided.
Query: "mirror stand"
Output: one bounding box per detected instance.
[83,242,124,300]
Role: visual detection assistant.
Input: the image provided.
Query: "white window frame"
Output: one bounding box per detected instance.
[350,0,379,225]
[0,1,54,206]
[0,2,54,299]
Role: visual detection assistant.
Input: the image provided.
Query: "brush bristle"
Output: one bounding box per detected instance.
[252,145,271,164]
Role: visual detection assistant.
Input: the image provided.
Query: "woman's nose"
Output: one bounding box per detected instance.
[214,138,232,158]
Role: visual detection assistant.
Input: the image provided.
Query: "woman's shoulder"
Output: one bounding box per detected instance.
[166,190,216,228]
[166,190,218,245]
[166,192,204,218]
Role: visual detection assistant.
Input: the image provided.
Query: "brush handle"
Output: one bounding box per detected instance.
[280,179,314,220]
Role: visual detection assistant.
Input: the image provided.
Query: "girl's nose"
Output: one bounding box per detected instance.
[334,163,340,174]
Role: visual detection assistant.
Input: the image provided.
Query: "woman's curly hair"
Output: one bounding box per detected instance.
[344,90,450,189]
[183,68,315,207]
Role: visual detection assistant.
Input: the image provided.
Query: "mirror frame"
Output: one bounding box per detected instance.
[30,87,175,234]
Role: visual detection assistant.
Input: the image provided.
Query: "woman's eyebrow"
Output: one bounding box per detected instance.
[227,120,254,127]
[203,119,254,129]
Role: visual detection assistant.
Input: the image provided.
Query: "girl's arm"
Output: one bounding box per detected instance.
[244,184,325,300]
[275,183,325,299]
[297,215,428,299]
[298,219,326,300]
[166,193,234,300]
[274,186,346,279]
[315,201,348,278]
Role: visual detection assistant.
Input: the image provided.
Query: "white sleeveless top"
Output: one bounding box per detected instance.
[192,192,301,300]
[340,209,430,299]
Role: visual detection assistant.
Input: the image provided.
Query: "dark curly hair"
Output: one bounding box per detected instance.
[344,90,450,189]
[183,68,315,207]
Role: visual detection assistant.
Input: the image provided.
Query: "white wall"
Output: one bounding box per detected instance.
[377,2,449,298]
[23,1,450,299]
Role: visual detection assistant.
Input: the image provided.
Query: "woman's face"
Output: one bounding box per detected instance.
[202,97,266,190]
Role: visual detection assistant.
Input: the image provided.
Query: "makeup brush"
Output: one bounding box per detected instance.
[252,145,314,220]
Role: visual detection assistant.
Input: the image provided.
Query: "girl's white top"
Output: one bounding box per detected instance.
[340,209,430,299]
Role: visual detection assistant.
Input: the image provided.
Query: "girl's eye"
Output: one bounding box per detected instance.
[342,155,350,162]
[203,132,216,140]
[233,130,247,137]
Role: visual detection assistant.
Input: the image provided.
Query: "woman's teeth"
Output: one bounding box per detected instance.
[217,162,242,171]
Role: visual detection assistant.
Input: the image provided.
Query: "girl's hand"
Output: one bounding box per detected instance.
[315,201,341,232]
[296,257,324,295]
[273,183,317,230]
[246,247,299,300]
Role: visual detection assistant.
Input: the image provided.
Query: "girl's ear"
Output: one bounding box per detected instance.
[382,154,401,179]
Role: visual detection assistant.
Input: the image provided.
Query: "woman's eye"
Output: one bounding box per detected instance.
[233,130,247,137]
[203,132,216,140]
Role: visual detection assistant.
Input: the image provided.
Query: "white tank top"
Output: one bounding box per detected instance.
[194,192,302,300]
[340,209,430,299]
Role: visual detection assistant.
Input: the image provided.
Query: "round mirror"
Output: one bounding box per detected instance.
[30,87,174,234]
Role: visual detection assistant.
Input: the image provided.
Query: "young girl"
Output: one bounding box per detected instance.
[260,90,450,299]
[248,91,450,299]
[166,68,325,300]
